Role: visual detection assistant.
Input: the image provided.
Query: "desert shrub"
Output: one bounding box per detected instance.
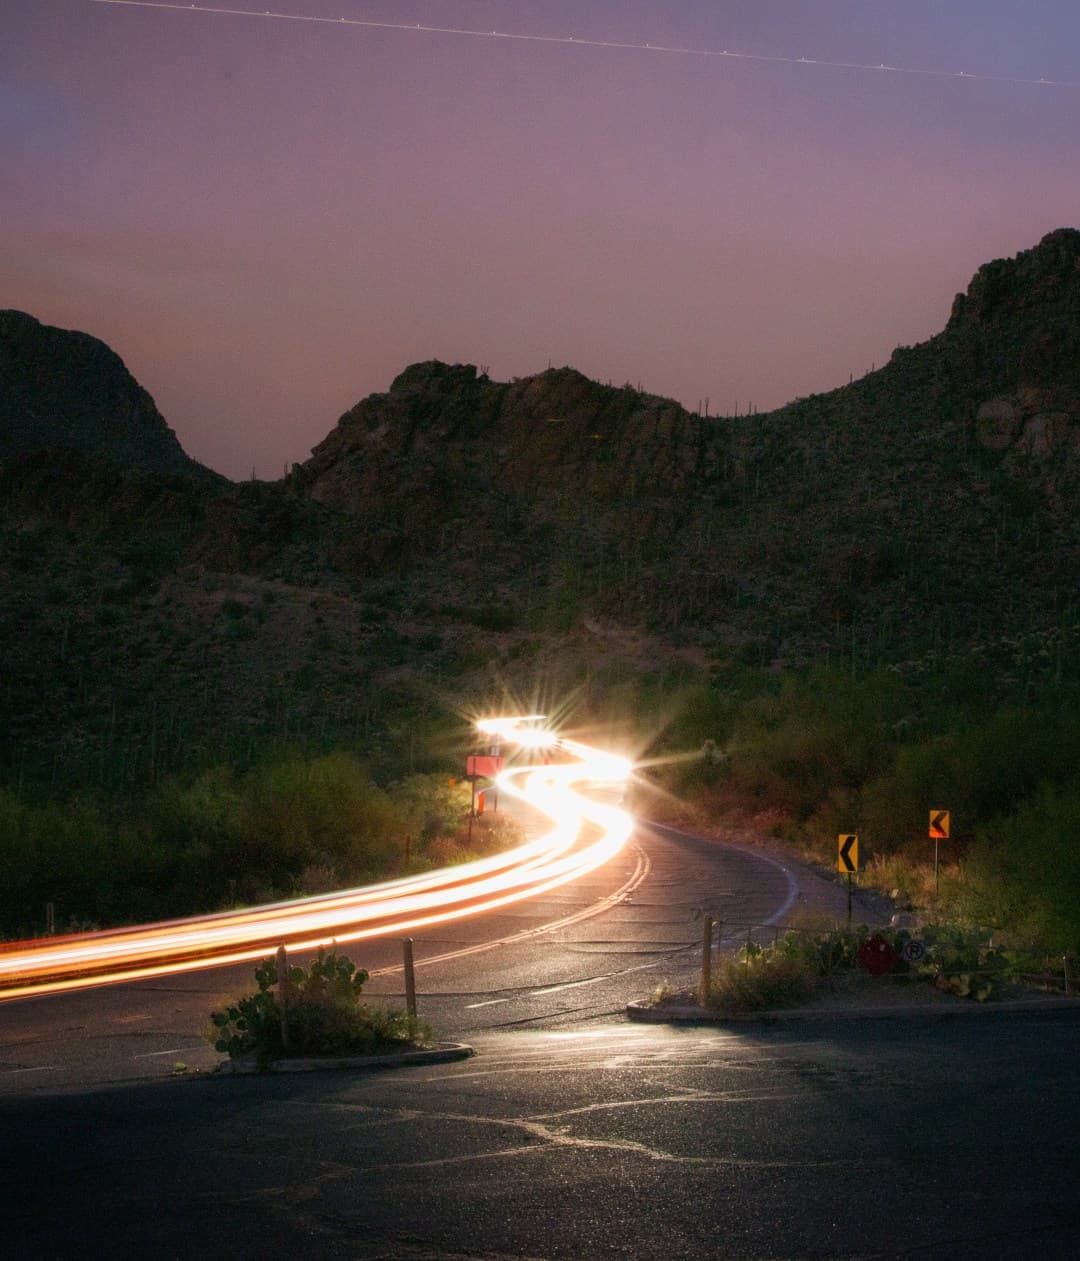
[717,667,912,822]
[703,950,816,1014]
[0,788,159,933]
[912,925,1015,1001]
[245,753,403,884]
[0,749,518,935]
[773,926,867,976]
[864,851,939,908]
[963,786,1080,954]
[776,922,1020,1002]
[145,754,405,905]
[209,949,430,1067]
[393,773,472,844]
[856,736,963,854]
[956,704,1080,821]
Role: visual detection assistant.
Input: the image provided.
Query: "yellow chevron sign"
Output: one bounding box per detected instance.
[929,810,950,840]
[837,834,859,874]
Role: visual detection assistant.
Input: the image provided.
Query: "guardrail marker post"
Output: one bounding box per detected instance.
[701,914,713,1000]
[1064,954,1072,997]
[276,944,290,1053]
[404,937,417,1018]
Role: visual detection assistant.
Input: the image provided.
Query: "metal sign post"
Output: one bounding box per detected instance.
[838,834,859,926]
[929,811,950,895]
[466,755,505,843]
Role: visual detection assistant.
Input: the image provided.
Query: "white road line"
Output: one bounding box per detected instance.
[644,820,800,927]
[529,956,676,997]
[369,844,651,978]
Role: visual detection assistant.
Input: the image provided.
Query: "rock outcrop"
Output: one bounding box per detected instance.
[0,310,222,482]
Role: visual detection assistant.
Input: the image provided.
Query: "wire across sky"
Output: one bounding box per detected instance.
[91,0,1077,90]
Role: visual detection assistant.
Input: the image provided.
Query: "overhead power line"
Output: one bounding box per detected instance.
[91,1,1076,90]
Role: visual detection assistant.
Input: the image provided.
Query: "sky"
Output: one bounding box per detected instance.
[4,1,1080,480]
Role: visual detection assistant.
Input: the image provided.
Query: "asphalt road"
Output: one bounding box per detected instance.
[1,1010,1077,1259]
[5,823,1076,1258]
[0,822,809,1093]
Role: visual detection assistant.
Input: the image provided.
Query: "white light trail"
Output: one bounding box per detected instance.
[90,1,1077,90]
[0,716,633,1002]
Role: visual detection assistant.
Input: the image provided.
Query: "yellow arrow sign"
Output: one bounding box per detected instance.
[929,810,950,840]
[838,834,859,874]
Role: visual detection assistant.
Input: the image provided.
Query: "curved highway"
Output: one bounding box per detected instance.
[0,717,632,1003]
[0,716,847,1092]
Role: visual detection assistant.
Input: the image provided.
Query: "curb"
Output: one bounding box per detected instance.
[626,996,1079,1025]
[215,1041,474,1074]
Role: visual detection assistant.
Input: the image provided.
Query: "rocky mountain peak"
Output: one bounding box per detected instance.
[388,360,482,395]
[0,310,221,482]
[948,227,1080,332]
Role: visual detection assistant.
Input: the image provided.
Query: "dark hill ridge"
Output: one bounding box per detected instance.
[287,228,1079,650]
[0,310,222,483]
[300,228,1080,520]
[0,231,1078,788]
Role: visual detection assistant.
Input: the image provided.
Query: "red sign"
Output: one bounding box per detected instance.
[466,755,504,778]
[857,934,899,978]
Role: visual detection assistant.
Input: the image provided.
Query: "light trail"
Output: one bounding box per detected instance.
[90,1,1077,90]
[0,717,633,1002]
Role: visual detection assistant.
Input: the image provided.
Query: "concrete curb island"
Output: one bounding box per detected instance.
[626,995,1078,1025]
[216,1041,474,1074]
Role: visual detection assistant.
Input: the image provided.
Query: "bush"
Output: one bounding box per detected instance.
[912,924,1015,1001]
[773,922,1018,1002]
[696,921,1027,1014]
[209,949,431,1067]
[964,786,1080,954]
[0,751,521,936]
[703,949,817,1014]
[773,926,866,976]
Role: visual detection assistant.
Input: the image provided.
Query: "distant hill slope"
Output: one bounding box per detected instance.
[0,310,223,483]
[291,228,1080,657]
[1,231,1077,789]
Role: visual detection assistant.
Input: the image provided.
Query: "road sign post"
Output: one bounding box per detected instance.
[466,755,506,842]
[929,810,950,895]
[838,834,859,925]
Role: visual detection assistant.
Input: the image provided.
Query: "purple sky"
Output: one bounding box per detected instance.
[4,1,1080,479]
